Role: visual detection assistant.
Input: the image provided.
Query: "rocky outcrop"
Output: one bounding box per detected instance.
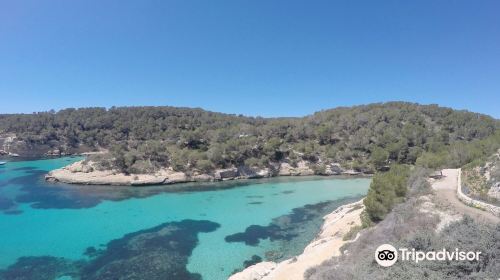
[46,161,183,186]
[277,161,361,177]
[462,150,500,202]
[342,169,362,175]
[329,163,343,175]
[278,161,315,176]
[214,168,239,180]
[46,160,277,186]
[238,166,271,179]
[0,133,98,157]
[488,182,500,200]
[229,262,277,280]
[45,158,368,187]
[457,169,500,217]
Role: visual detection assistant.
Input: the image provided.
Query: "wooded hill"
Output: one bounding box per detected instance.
[0,102,498,174]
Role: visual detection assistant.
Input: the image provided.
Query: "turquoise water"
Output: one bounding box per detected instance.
[0,157,370,280]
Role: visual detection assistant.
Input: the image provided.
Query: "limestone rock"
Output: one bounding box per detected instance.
[192,174,213,182]
[487,182,500,200]
[45,149,61,156]
[164,172,189,184]
[238,166,271,179]
[214,168,239,180]
[130,176,167,186]
[228,262,276,280]
[278,161,314,176]
[329,163,344,175]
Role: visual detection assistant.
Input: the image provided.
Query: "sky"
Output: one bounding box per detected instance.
[0,0,499,118]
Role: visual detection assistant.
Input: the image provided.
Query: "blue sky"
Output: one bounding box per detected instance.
[0,0,499,118]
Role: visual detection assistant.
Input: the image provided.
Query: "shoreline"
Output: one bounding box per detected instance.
[228,199,365,280]
[45,159,372,187]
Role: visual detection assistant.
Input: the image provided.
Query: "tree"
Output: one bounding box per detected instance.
[364,165,410,221]
[0,103,497,174]
[416,151,448,170]
[370,147,389,170]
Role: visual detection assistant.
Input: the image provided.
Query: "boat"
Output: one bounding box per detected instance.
[0,161,6,165]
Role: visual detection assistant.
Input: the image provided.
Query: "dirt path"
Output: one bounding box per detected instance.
[431,169,499,224]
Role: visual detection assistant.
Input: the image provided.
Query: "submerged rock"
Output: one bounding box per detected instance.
[0,256,82,280]
[0,219,221,280]
[243,255,263,268]
[224,198,358,261]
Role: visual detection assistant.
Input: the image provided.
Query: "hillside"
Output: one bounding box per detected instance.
[1,102,498,177]
[462,150,500,205]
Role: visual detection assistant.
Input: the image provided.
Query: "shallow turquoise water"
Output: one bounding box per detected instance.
[0,157,370,280]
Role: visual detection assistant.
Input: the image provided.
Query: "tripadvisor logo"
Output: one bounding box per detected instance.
[375,244,398,267]
[375,244,482,267]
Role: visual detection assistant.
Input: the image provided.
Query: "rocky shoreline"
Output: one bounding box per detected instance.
[228,199,365,280]
[0,133,99,158]
[45,160,370,187]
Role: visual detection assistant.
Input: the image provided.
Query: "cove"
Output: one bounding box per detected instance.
[0,157,370,280]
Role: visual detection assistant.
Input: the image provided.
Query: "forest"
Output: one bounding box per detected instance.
[0,102,498,174]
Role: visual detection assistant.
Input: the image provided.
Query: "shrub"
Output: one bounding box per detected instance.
[370,147,389,170]
[364,165,410,222]
[342,225,362,241]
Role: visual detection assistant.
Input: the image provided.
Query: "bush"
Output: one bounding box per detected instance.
[370,147,389,170]
[342,225,362,241]
[196,159,213,173]
[307,201,499,280]
[364,165,410,222]
[244,157,261,168]
[312,164,327,175]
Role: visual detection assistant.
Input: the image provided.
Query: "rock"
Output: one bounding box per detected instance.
[44,157,362,188]
[265,250,284,261]
[243,255,263,268]
[66,161,93,173]
[214,168,239,180]
[130,176,167,186]
[192,174,213,182]
[342,169,361,175]
[228,262,276,280]
[278,162,294,176]
[44,175,58,182]
[329,163,344,175]
[237,166,271,179]
[279,161,314,176]
[164,172,189,184]
[256,168,271,178]
[229,199,366,280]
[488,182,500,200]
[45,149,61,156]
[429,170,444,179]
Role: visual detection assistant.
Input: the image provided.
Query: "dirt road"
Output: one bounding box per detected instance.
[431,169,499,224]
